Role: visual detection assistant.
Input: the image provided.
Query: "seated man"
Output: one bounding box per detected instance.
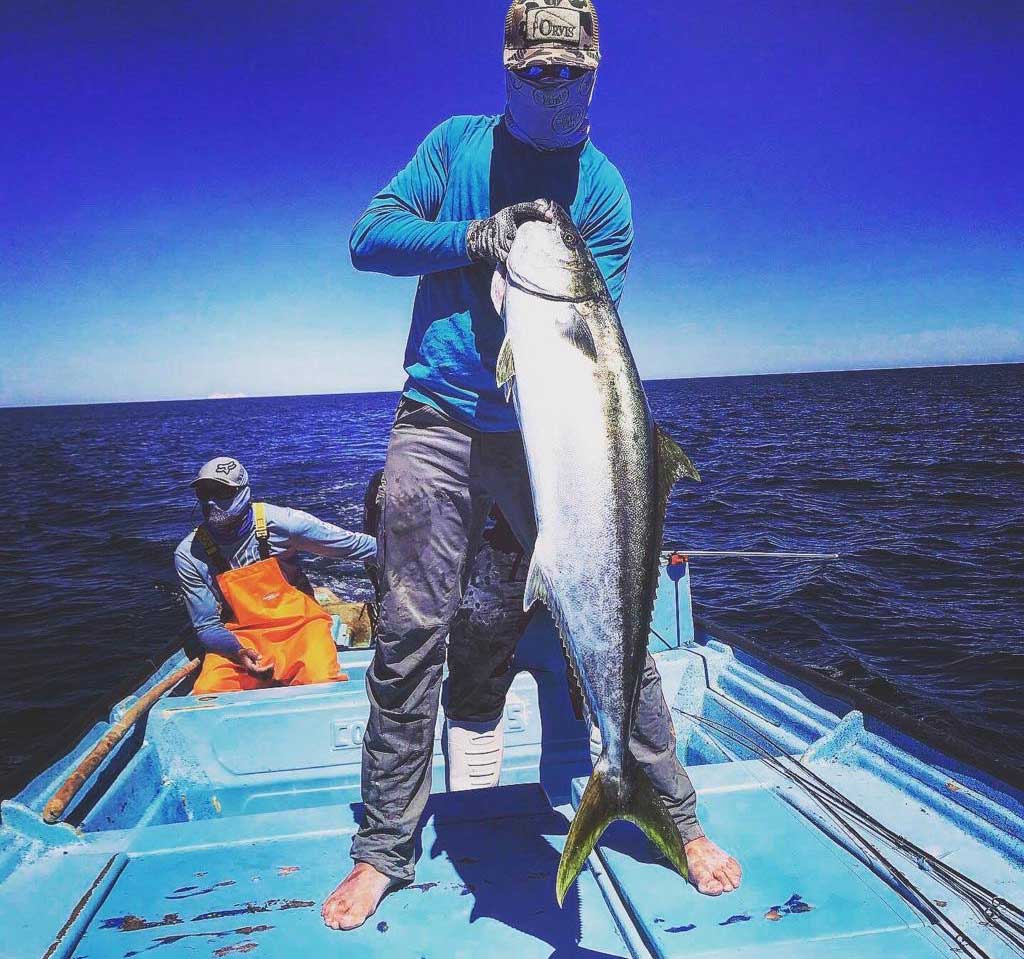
[175,456,377,694]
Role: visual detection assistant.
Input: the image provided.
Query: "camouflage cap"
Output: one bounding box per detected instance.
[504,0,601,73]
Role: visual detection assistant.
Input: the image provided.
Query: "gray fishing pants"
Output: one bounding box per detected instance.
[350,400,704,882]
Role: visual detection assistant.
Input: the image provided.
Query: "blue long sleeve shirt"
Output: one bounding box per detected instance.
[174,504,377,657]
[350,115,633,431]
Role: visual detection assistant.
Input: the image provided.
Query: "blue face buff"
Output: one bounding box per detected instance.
[504,69,596,152]
[201,485,254,543]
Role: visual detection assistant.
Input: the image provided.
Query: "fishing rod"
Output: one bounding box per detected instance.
[703,701,1024,931]
[666,549,841,561]
[677,709,1002,957]
[656,549,1021,951]
[676,705,1024,956]
[669,631,1024,952]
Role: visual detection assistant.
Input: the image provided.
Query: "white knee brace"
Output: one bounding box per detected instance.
[446,716,506,791]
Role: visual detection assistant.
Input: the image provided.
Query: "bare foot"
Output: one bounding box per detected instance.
[321,862,396,930]
[685,836,742,896]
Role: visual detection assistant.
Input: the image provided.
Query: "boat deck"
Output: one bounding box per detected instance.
[2,563,1021,959]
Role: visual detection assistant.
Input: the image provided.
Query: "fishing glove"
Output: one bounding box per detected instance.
[466,199,555,265]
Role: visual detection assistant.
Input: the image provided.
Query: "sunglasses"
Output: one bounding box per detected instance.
[515,64,590,83]
[194,481,238,501]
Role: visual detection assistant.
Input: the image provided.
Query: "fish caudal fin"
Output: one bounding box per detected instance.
[556,756,688,906]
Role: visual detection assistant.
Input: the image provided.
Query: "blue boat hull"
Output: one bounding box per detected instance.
[2,560,1021,958]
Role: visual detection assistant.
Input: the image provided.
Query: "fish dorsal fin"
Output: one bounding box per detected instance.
[496,336,516,402]
[525,550,591,728]
[559,312,598,362]
[657,428,701,506]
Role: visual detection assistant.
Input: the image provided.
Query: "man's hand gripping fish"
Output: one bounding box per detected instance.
[490,202,702,904]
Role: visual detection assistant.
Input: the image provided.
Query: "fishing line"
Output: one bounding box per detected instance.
[670,637,784,728]
[652,554,1018,949]
[778,771,1024,954]
[684,707,1020,924]
[670,642,1024,934]
[649,626,674,653]
[674,704,1024,955]
[706,702,1024,933]
[669,650,995,954]
[676,708,999,957]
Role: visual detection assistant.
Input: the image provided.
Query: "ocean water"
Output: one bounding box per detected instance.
[0,364,1021,793]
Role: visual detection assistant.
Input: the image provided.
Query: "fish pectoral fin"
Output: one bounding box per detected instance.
[558,312,598,362]
[496,336,516,402]
[491,266,508,315]
[556,757,688,906]
[657,427,702,487]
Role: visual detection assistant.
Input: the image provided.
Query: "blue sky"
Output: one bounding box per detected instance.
[1,1,1021,407]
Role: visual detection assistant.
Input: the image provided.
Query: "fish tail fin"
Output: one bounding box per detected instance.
[556,756,688,906]
[626,759,690,882]
[556,758,617,906]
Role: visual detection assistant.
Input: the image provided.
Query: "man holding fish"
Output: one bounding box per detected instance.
[322,0,742,931]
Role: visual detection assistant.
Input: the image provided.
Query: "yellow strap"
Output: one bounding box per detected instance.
[194,525,229,574]
[254,502,268,541]
[253,502,271,561]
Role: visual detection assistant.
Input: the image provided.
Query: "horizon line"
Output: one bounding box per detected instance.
[2,359,1021,412]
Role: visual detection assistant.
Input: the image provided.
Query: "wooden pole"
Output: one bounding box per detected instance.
[42,658,201,825]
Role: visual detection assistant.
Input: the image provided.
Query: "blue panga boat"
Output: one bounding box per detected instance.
[2,557,1022,958]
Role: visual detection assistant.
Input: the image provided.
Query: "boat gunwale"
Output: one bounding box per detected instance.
[0,636,194,802]
[3,612,1020,817]
[693,613,1024,797]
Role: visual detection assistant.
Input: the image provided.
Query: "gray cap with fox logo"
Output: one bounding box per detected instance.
[190,457,249,489]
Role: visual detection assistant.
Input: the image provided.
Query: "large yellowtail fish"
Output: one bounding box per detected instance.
[490,204,700,905]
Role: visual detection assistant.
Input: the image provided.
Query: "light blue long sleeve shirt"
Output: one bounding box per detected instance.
[350,115,633,431]
[174,504,377,657]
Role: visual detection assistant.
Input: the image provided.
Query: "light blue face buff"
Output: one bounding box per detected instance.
[504,69,597,151]
[201,485,254,542]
